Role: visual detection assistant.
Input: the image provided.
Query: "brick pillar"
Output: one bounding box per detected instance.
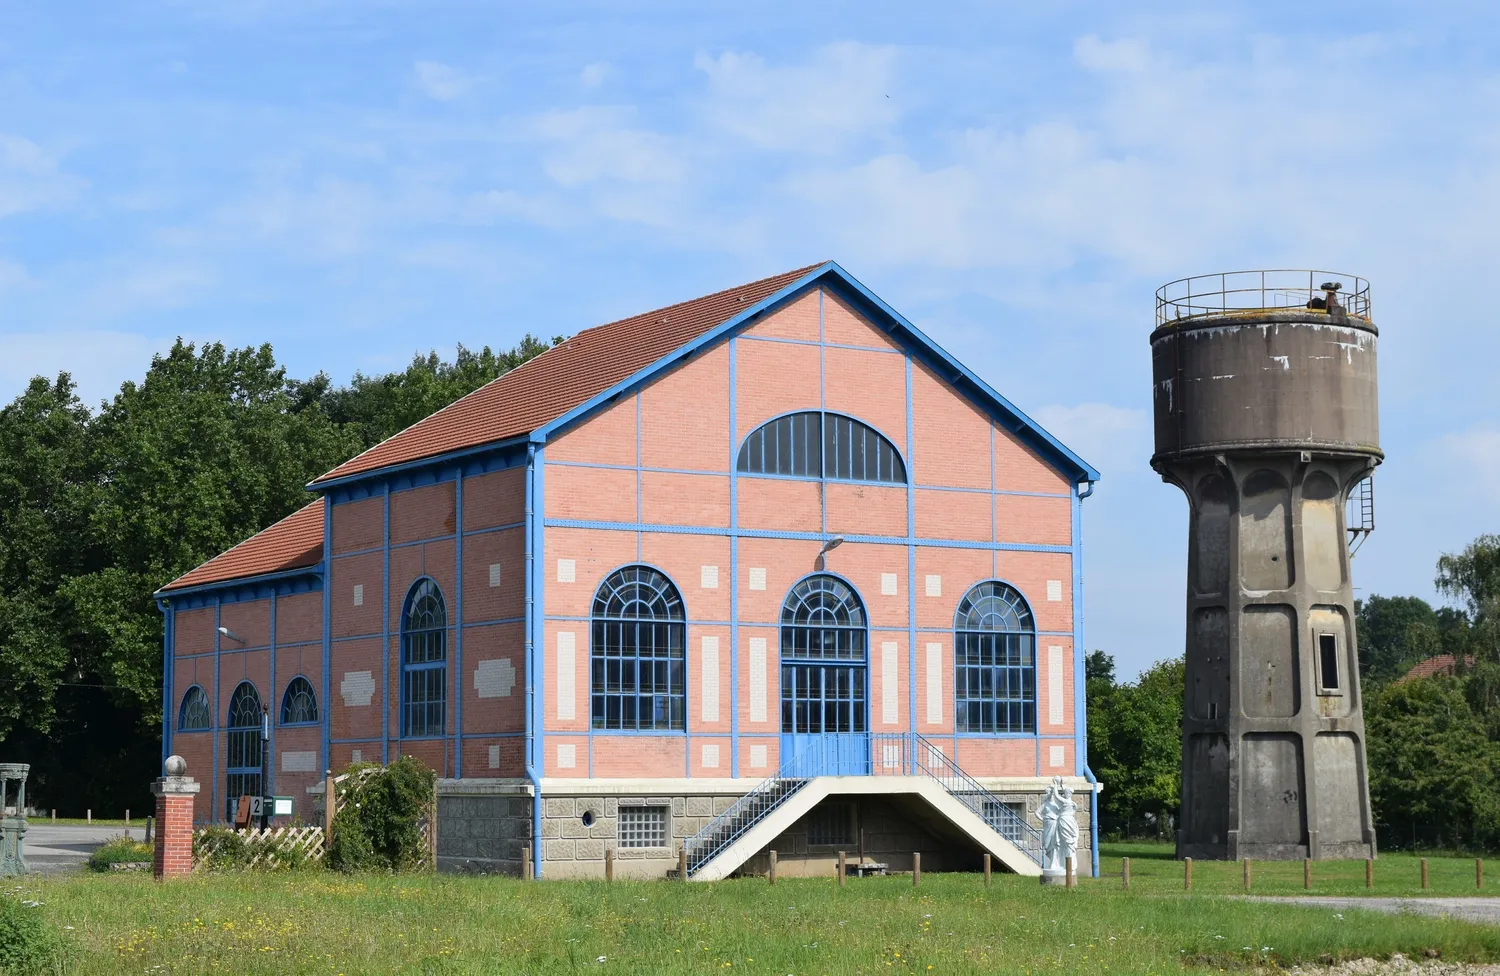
[151,755,201,880]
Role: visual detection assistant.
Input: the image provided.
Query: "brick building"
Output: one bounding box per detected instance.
[156,262,1101,879]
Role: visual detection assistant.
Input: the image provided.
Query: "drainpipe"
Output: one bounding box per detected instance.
[524,443,543,879]
[1076,478,1100,876]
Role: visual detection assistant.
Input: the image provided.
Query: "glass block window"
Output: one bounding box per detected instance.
[954,581,1036,733]
[177,685,211,731]
[807,802,854,847]
[618,805,669,848]
[280,676,319,725]
[225,681,263,819]
[737,411,906,484]
[401,578,447,737]
[983,799,1028,843]
[591,566,686,731]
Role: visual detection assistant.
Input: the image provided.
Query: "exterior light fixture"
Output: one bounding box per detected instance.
[819,536,845,555]
[217,626,248,645]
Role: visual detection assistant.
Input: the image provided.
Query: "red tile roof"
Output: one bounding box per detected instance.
[311,262,826,485]
[1395,654,1473,684]
[159,501,324,593]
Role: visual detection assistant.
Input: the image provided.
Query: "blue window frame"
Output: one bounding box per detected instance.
[280,676,319,726]
[178,685,211,731]
[401,578,447,737]
[780,575,868,734]
[738,411,906,484]
[591,566,686,731]
[954,581,1036,733]
[225,681,263,818]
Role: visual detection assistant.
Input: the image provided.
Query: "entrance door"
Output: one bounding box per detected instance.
[778,575,872,776]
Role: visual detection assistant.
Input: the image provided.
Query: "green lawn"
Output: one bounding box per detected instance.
[8,847,1498,975]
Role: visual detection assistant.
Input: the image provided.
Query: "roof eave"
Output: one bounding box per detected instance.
[155,560,325,601]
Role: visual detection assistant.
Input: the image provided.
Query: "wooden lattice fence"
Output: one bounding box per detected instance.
[193,824,325,870]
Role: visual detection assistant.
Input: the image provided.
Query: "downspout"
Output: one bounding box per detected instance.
[1076,478,1100,878]
[523,442,543,879]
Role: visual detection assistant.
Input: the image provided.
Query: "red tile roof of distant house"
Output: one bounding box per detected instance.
[310,262,826,486]
[158,501,324,593]
[1395,654,1473,683]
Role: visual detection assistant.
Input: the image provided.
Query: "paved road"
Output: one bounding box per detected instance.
[17,824,137,875]
[1248,896,1500,925]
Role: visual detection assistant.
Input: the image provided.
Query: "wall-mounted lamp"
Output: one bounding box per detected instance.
[819,536,845,555]
[218,626,248,646]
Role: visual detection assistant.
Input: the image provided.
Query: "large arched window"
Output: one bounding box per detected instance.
[738,411,906,484]
[954,581,1036,733]
[780,575,868,736]
[401,578,447,737]
[591,566,686,731]
[280,676,319,726]
[225,681,263,818]
[178,685,211,731]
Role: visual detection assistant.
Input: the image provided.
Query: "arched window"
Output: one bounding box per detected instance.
[177,685,211,731]
[401,579,447,737]
[225,682,263,818]
[954,582,1036,733]
[780,575,868,736]
[591,566,686,731]
[737,411,906,484]
[280,676,319,725]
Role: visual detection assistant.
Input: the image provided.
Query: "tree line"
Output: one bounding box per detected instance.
[1088,534,1500,852]
[0,336,556,813]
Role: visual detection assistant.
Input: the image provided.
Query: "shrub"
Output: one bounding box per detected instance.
[86,835,154,872]
[0,894,59,975]
[328,756,435,872]
[192,824,320,872]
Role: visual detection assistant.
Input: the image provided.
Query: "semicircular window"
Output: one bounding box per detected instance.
[178,685,211,732]
[591,566,686,731]
[954,581,1036,734]
[737,411,906,484]
[280,676,319,726]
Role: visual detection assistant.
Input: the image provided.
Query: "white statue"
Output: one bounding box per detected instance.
[1037,776,1079,883]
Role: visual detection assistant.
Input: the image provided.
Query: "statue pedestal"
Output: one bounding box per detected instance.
[1040,871,1068,886]
[0,763,30,878]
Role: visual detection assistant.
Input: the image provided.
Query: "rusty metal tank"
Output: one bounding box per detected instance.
[1150,270,1380,862]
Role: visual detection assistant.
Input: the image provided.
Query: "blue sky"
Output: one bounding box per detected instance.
[3,1,1497,678]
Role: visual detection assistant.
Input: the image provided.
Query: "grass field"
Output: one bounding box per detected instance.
[8,843,1498,975]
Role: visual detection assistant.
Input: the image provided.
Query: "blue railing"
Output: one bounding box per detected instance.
[683,732,1044,875]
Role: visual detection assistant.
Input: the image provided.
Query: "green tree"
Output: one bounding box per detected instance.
[1087,655,1184,835]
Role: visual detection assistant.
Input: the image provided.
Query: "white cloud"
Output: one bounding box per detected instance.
[413,60,476,101]
[579,61,612,89]
[1073,35,1150,73]
[0,135,87,218]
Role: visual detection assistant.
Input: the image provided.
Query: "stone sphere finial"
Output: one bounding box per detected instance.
[164,755,187,776]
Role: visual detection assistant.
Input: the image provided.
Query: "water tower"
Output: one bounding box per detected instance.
[1151,271,1379,861]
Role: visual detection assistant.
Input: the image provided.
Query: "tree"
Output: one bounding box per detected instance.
[1087,654,1184,835]
[1436,534,1500,620]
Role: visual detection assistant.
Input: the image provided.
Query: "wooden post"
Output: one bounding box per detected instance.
[1478,859,1485,890]
[50,810,54,823]
[86,809,91,824]
[522,846,533,880]
[679,847,688,881]
[126,809,130,825]
[1366,858,1373,889]
[1066,856,1075,888]
[1243,858,1252,892]
[322,770,335,851]
[1184,857,1193,890]
[912,852,921,887]
[1303,857,1311,889]
[768,850,777,885]
[1122,856,1130,890]
[983,853,992,888]
[838,851,847,887]
[605,847,614,882]
[1421,858,1429,890]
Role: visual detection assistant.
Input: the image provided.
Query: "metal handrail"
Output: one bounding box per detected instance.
[1155,269,1371,326]
[899,733,1044,867]
[683,751,814,874]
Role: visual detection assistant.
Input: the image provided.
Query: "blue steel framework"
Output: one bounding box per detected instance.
[158,262,1099,873]
[399,578,448,738]
[590,565,687,732]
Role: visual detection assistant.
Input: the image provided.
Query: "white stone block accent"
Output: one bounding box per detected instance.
[557,743,576,769]
[925,642,943,725]
[556,632,576,720]
[489,563,502,587]
[488,745,500,769]
[880,572,898,596]
[474,658,516,699]
[748,567,767,591]
[701,743,720,768]
[1048,645,1064,726]
[1047,579,1063,602]
[1049,745,1065,768]
[749,637,767,722]
[925,574,942,597]
[556,558,576,583]
[281,751,317,773]
[749,744,767,769]
[700,637,719,722]
[340,671,375,707]
[700,565,719,589]
[353,583,364,607]
[351,749,363,764]
[881,641,898,724]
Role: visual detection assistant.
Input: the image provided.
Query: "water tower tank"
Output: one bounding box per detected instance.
[1151,270,1379,861]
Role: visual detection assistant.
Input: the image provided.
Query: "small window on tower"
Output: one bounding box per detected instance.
[1319,633,1340,692]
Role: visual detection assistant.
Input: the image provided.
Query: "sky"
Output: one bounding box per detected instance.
[2,1,1498,678]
